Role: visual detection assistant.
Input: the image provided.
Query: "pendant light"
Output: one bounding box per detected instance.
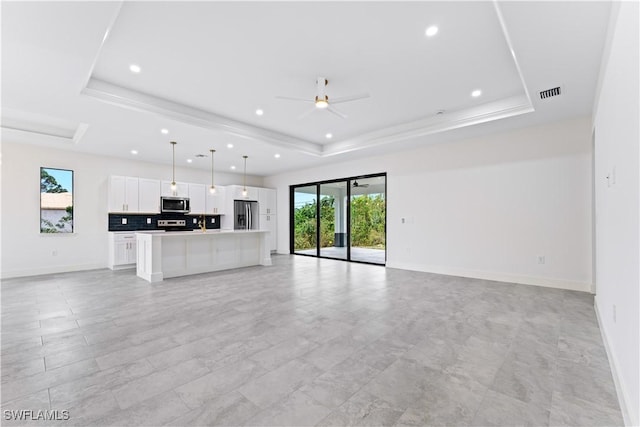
[242,155,248,198]
[170,141,177,193]
[209,149,216,194]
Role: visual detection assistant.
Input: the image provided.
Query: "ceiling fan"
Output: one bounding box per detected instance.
[276,77,370,119]
[352,180,369,188]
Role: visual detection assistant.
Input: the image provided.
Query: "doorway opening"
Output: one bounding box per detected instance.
[290,173,386,265]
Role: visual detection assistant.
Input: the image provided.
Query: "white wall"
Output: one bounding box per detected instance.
[593,2,639,425]
[265,116,593,292]
[0,142,263,278]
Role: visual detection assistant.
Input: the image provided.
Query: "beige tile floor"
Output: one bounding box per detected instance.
[1,255,623,426]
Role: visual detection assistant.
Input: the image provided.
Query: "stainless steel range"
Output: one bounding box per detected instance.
[157,219,187,231]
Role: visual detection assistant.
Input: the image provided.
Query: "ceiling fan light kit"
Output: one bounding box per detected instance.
[277,76,369,120]
[315,95,329,109]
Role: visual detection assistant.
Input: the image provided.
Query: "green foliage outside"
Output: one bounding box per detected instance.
[41,169,68,193]
[294,194,385,251]
[350,194,386,249]
[40,169,73,233]
[40,205,73,234]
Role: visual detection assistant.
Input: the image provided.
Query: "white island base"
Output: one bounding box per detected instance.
[136,230,272,283]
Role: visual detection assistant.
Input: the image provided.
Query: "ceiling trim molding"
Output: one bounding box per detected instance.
[493,0,533,106]
[79,1,125,93]
[1,126,81,147]
[321,95,534,156]
[83,78,535,159]
[1,108,89,146]
[82,78,323,156]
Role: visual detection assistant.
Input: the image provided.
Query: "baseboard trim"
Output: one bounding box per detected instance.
[384,261,592,292]
[1,263,106,279]
[594,297,635,427]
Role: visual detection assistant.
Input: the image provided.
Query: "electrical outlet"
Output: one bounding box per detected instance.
[121,218,127,225]
[210,217,215,224]
[613,304,617,323]
[401,218,405,224]
[537,255,545,264]
[193,218,197,224]
[52,250,58,256]
[146,218,151,224]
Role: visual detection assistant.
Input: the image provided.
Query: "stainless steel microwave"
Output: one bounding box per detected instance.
[160,196,190,213]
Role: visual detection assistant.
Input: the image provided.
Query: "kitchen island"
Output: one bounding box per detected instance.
[136,229,271,283]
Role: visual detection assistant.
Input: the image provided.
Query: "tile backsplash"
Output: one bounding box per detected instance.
[108,213,221,232]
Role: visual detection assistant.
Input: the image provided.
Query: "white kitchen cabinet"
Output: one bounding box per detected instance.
[108,176,139,213]
[161,181,189,198]
[227,185,259,201]
[188,183,206,215]
[138,178,161,213]
[205,185,227,215]
[260,214,277,251]
[258,188,277,215]
[108,232,137,269]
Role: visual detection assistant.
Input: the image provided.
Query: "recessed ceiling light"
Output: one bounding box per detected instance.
[274,153,281,159]
[471,89,482,97]
[186,159,193,163]
[230,165,236,170]
[227,143,234,149]
[129,64,141,73]
[130,150,138,155]
[255,109,264,116]
[425,26,439,37]
[325,133,333,139]
[161,128,169,134]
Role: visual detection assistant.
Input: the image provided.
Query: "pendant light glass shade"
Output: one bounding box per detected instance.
[242,155,248,197]
[209,149,216,194]
[170,141,177,192]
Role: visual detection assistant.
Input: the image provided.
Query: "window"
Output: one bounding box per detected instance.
[40,167,74,233]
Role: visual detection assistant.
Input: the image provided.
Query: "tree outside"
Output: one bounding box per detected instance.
[40,168,73,233]
[294,193,385,251]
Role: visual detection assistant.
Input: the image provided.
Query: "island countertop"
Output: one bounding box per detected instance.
[136,229,268,236]
[136,228,271,283]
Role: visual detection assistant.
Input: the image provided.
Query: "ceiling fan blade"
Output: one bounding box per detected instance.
[297,107,316,120]
[276,95,313,103]
[330,93,370,104]
[327,105,348,119]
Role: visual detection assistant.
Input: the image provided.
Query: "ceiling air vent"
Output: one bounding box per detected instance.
[540,86,561,100]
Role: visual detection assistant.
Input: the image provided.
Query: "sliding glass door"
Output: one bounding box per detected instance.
[293,185,317,255]
[350,176,386,264]
[290,173,386,265]
[320,182,348,260]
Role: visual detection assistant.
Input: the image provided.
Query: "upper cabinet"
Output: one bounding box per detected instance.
[227,185,259,201]
[258,188,277,215]
[188,183,206,215]
[205,185,227,215]
[108,176,139,213]
[138,178,161,213]
[108,175,274,219]
[161,181,189,198]
[109,176,161,213]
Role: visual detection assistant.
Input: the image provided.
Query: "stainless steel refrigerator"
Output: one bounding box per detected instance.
[234,200,259,230]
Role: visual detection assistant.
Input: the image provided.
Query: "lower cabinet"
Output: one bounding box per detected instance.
[109,232,137,269]
[260,214,277,252]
